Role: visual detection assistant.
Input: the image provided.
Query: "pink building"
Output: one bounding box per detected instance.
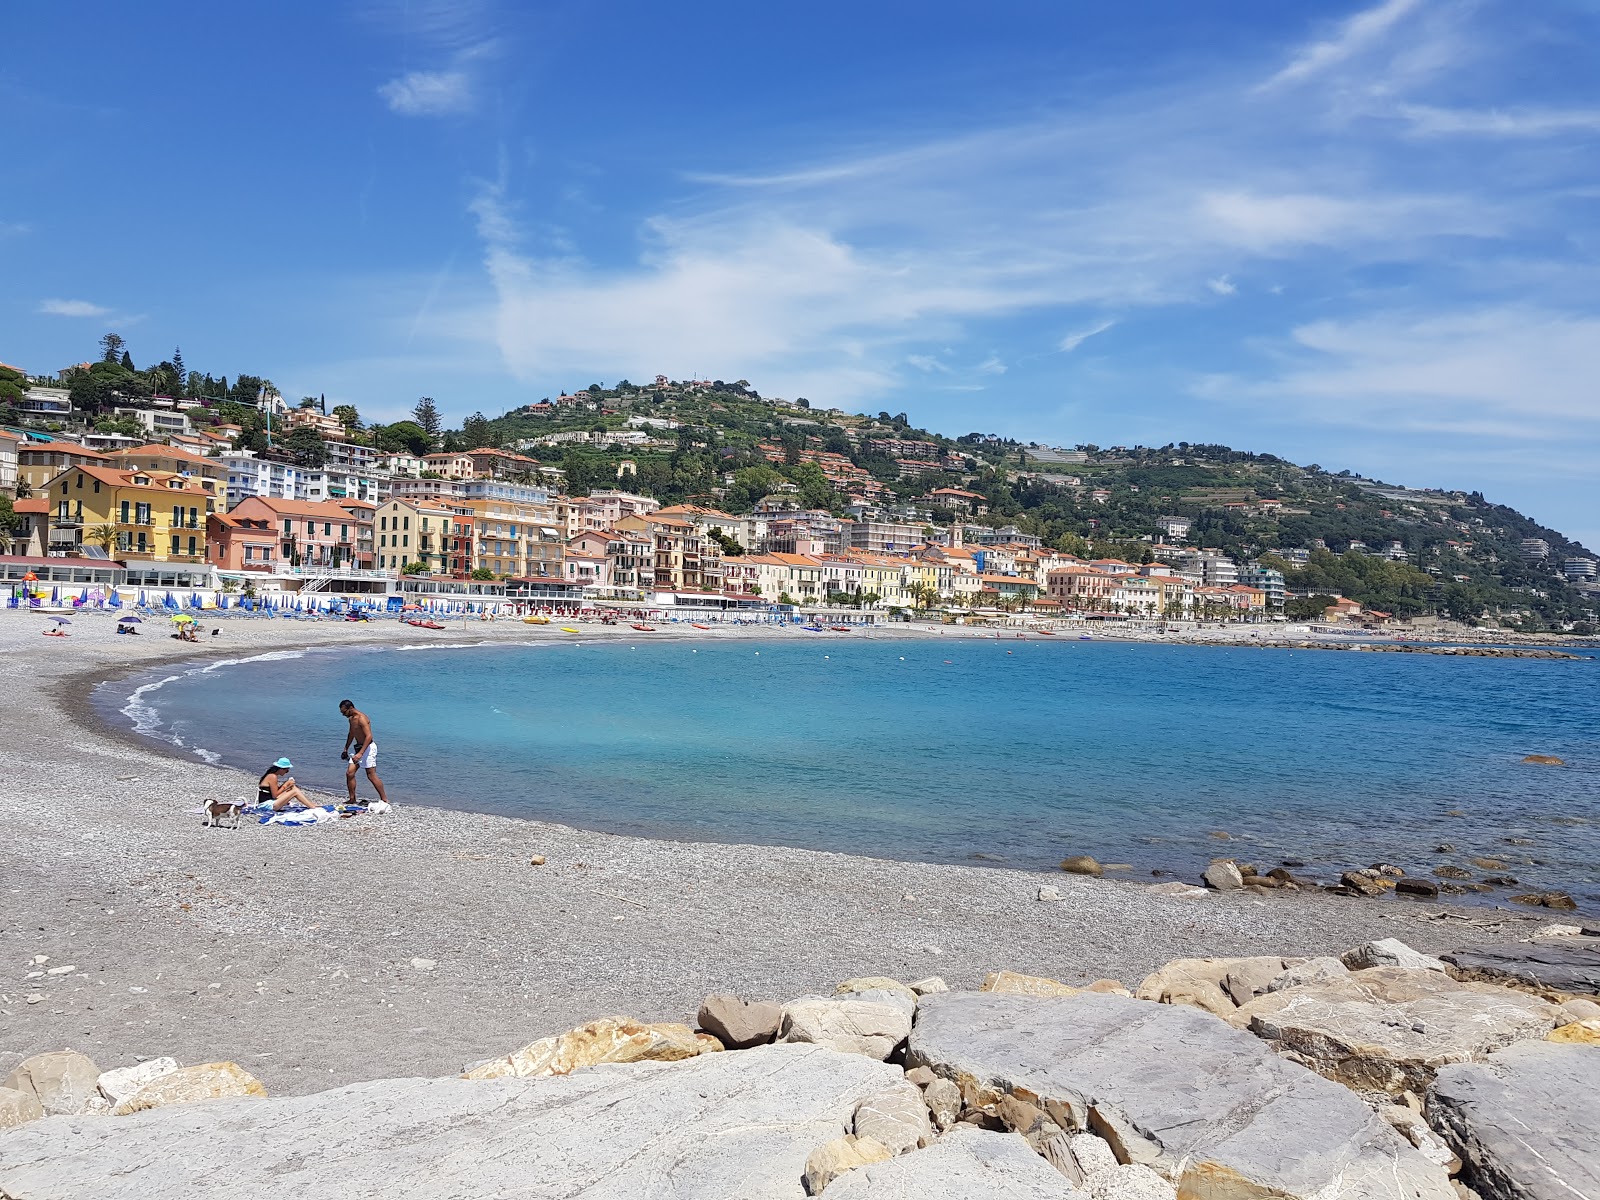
[208,496,372,572]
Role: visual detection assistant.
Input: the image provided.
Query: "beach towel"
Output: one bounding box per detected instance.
[259,805,339,827]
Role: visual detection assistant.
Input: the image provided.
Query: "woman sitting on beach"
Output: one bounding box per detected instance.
[257,757,317,812]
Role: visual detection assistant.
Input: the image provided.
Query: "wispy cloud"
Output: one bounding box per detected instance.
[1257,0,1421,91]
[1058,320,1116,353]
[1399,104,1600,138]
[1207,275,1238,297]
[379,69,473,116]
[0,220,30,238]
[370,0,498,118]
[38,298,110,318]
[1199,307,1600,438]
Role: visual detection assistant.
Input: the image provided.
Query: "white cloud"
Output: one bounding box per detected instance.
[906,354,952,374]
[1207,275,1238,297]
[378,70,473,116]
[1258,0,1421,90]
[38,298,111,318]
[1399,104,1600,138]
[1200,307,1600,438]
[976,356,1007,375]
[1058,320,1116,353]
[0,220,30,238]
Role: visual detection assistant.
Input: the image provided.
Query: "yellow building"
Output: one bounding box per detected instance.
[463,497,565,579]
[43,464,216,564]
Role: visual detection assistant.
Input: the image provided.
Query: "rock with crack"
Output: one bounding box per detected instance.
[983,971,1081,999]
[1427,1040,1600,1200]
[1230,967,1560,1095]
[820,1125,1081,1198]
[0,1043,905,1199]
[781,996,913,1060]
[112,1062,266,1116]
[699,994,784,1050]
[906,990,1453,1199]
[806,1134,893,1193]
[463,1015,710,1078]
[851,1081,932,1156]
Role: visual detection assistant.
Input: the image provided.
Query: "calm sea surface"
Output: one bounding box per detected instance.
[99,638,1600,908]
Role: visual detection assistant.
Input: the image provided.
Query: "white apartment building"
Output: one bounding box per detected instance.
[219,450,300,507]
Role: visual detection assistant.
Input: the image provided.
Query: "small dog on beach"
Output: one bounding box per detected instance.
[203,798,244,829]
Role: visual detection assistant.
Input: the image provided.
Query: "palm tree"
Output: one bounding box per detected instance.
[89,523,119,554]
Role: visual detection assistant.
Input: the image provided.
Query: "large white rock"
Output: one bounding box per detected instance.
[1428,1040,1600,1200]
[1230,967,1559,1095]
[1342,938,1448,972]
[781,996,913,1060]
[821,1125,1080,1198]
[3,1052,100,1117]
[95,1058,179,1106]
[0,1043,903,1200]
[851,1082,932,1156]
[906,990,1453,1200]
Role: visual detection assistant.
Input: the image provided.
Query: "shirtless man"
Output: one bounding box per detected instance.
[339,699,391,806]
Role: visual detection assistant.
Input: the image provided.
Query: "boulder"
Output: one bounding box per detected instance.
[96,1058,179,1106]
[1435,865,1473,879]
[1520,755,1564,765]
[1509,892,1577,911]
[0,1043,904,1200]
[1546,1019,1600,1045]
[1559,998,1600,1023]
[1341,870,1393,897]
[924,1078,962,1130]
[0,1087,43,1131]
[1135,957,1284,1017]
[1342,938,1448,972]
[908,977,948,996]
[983,971,1080,999]
[3,1051,100,1117]
[851,1082,932,1155]
[1144,882,1208,899]
[1060,856,1104,877]
[113,1062,266,1116]
[1397,880,1441,899]
[805,1135,893,1194]
[1442,939,1600,998]
[781,997,912,1061]
[464,1016,709,1079]
[1381,1106,1461,1173]
[821,1125,1081,1198]
[1229,968,1559,1095]
[1084,1163,1177,1199]
[835,981,918,1021]
[906,990,1451,1199]
[1428,1040,1600,1200]
[699,994,784,1050]
[1202,861,1243,891]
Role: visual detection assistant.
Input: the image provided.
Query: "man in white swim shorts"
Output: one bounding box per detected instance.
[340,699,391,807]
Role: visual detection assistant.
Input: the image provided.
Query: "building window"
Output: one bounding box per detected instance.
[120,500,130,522]
[245,546,254,561]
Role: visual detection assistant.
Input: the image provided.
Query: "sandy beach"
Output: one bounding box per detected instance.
[0,608,1560,1096]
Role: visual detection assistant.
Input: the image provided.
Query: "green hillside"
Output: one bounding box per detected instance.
[471,380,1596,632]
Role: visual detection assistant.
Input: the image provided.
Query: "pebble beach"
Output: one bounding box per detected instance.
[0,609,1564,1097]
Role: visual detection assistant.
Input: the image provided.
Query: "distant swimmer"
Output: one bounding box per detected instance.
[339,699,391,808]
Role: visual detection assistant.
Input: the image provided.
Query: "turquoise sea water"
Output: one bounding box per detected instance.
[101,638,1600,909]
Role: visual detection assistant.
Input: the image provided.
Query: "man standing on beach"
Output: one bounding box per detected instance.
[340,699,391,807]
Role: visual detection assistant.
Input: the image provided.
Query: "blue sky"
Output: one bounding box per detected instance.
[5,1,1598,546]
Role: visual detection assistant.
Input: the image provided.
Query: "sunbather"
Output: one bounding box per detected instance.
[257,757,317,811]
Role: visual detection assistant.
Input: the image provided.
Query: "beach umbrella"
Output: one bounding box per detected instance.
[171,613,195,624]
[50,586,59,603]
[121,615,142,624]
[48,615,71,624]
[22,571,37,583]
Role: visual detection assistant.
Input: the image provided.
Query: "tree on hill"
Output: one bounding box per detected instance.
[281,426,329,467]
[99,333,126,363]
[372,420,433,457]
[332,404,361,431]
[461,411,498,449]
[413,397,442,438]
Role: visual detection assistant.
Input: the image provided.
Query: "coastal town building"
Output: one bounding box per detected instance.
[42,463,216,565]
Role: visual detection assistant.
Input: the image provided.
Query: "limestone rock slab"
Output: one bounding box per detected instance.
[1343,938,1448,972]
[852,1082,932,1155]
[95,1057,178,1106]
[1442,939,1600,998]
[806,1134,893,1193]
[821,1125,1081,1198]
[1428,1040,1600,1200]
[0,1087,43,1131]
[984,971,1081,998]
[1135,956,1283,1017]
[1230,967,1559,1095]
[907,990,1452,1199]
[0,1043,904,1200]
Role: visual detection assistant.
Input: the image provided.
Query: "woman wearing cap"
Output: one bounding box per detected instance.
[257,757,315,811]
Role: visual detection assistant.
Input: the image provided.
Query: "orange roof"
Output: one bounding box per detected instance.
[110,443,211,464]
[13,497,48,513]
[19,442,108,459]
[234,495,368,521]
[53,464,211,495]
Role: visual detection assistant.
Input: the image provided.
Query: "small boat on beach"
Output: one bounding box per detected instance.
[406,619,446,630]
[829,625,853,632]
[560,627,580,633]
[1036,629,1056,635]
[523,616,550,625]
[631,623,656,632]
[691,623,711,630]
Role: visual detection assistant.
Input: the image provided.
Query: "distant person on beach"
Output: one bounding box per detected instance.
[340,699,390,807]
[258,757,316,811]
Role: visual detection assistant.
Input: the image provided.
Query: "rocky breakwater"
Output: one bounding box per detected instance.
[1,939,1596,1199]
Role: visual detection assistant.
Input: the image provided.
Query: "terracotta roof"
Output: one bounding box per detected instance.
[110,443,211,464]
[13,497,48,513]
